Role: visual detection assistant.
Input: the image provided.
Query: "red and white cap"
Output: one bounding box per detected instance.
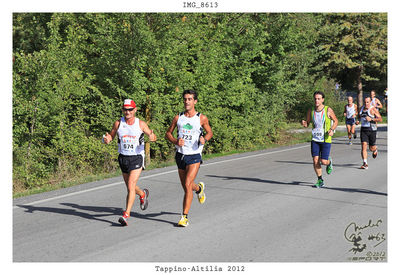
[123,99,136,109]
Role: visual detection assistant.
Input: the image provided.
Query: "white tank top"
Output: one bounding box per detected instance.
[312,108,326,142]
[117,117,145,156]
[176,112,204,155]
[360,106,376,130]
[371,98,377,108]
[346,104,356,118]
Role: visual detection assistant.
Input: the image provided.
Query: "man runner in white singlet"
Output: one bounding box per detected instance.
[302,91,338,188]
[103,99,157,226]
[165,90,213,227]
[343,96,358,145]
[370,90,383,111]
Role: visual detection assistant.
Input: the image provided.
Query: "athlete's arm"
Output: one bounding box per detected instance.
[301,109,311,128]
[103,120,120,144]
[165,115,184,146]
[199,114,213,145]
[354,104,358,118]
[139,120,157,142]
[343,105,347,117]
[327,107,338,136]
[355,107,361,125]
[376,99,383,109]
[372,107,383,123]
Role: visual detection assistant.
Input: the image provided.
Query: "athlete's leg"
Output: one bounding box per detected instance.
[351,124,356,135]
[346,124,352,139]
[313,156,322,177]
[370,144,378,159]
[361,142,368,160]
[368,131,377,154]
[178,162,201,215]
[320,158,330,166]
[318,142,332,166]
[123,168,143,215]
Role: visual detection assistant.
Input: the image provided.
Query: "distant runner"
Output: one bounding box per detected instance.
[384,88,388,112]
[302,91,338,188]
[370,90,383,111]
[165,90,213,227]
[343,96,358,145]
[357,97,382,169]
[103,99,157,226]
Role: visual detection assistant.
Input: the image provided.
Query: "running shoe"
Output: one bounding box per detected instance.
[348,141,352,145]
[361,162,369,170]
[178,215,189,227]
[314,178,324,188]
[139,188,149,210]
[326,157,333,175]
[118,211,129,226]
[197,182,206,204]
[372,150,378,159]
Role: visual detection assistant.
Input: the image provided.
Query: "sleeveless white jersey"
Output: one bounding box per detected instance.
[312,108,326,142]
[360,106,376,130]
[346,104,356,118]
[176,112,204,155]
[371,98,377,108]
[117,117,145,156]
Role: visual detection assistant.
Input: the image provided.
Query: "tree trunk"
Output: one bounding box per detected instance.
[357,65,364,108]
[26,97,38,184]
[145,93,151,167]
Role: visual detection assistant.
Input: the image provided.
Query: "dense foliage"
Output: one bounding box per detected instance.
[12,13,387,190]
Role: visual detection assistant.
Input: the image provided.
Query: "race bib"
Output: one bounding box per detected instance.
[181,133,194,147]
[371,123,377,131]
[312,128,324,142]
[120,135,139,153]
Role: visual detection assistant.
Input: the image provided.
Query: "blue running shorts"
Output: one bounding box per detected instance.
[311,140,331,160]
[346,117,356,126]
[175,152,202,170]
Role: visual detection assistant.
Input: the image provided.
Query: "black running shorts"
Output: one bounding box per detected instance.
[360,128,376,146]
[118,154,144,173]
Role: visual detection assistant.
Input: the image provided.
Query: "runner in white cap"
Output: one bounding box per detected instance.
[103,99,157,226]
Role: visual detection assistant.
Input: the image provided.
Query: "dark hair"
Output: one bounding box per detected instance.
[313,91,325,99]
[182,90,198,100]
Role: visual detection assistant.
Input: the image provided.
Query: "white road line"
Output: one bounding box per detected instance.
[13,144,309,208]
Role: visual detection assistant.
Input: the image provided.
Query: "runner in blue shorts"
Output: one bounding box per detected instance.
[343,96,358,145]
[166,90,213,227]
[302,91,338,188]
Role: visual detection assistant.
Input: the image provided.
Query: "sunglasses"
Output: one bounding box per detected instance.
[123,108,134,112]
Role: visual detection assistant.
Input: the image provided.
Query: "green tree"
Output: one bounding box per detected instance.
[315,13,387,106]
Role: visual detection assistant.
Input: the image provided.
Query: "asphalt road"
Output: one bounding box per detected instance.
[13,127,387,262]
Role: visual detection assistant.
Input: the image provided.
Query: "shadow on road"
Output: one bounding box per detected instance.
[206,175,387,196]
[333,141,387,147]
[16,203,180,226]
[319,186,387,196]
[274,160,361,169]
[206,174,312,186]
